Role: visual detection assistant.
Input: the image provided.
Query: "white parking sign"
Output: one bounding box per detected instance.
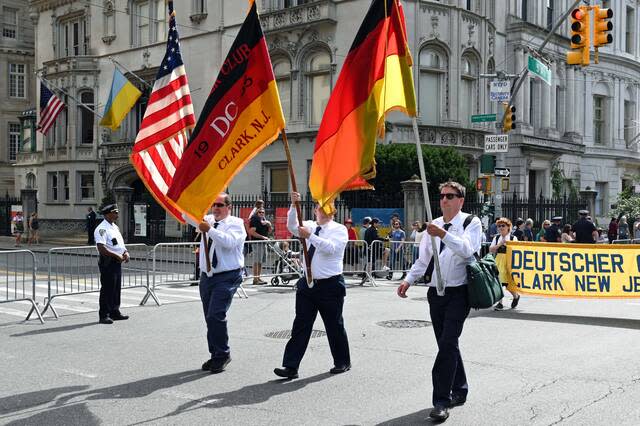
[490,80,510,102]
[484,134,509,153]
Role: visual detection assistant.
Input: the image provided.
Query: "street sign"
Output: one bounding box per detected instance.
[484,134,509,153]
[471,113,497,123]
[490,80,510,101]
[528,56,551,86]
[494,167,510,177]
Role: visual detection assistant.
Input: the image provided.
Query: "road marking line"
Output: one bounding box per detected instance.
[59,368,98,378]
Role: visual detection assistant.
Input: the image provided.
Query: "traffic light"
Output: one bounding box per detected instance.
[566,6,590,65]
[502,102,516,133]
[593,6,613,48]
[476,177,491,194]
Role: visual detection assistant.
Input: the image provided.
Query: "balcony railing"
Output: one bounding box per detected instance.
[261,0,336,32]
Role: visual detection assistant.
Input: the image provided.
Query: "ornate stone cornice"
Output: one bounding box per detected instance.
[29,0,76,13]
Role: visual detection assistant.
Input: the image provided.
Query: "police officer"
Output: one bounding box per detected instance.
[198,193,246,374]
[544,216,562,242]
[94,204,129,325]
[572,210,598,243]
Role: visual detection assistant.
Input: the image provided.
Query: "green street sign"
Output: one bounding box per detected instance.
[528,56,551,86]
[471,113,497,123]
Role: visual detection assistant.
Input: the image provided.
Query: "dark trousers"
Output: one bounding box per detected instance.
[99,260,122,319]
[282,275,350,370]
[199,269,242,359]
[427,285,471,407]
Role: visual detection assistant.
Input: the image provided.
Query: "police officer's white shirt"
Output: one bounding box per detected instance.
[405,212,482,287]
[94,219,127,256]
[287,207,348,279]
[199,214,246,277]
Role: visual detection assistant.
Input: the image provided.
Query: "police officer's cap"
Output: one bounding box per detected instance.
[101,204,119,215]
[578,209,589,215]
[551,216,562,221]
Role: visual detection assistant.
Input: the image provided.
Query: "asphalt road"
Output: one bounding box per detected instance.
[2,279,640,425]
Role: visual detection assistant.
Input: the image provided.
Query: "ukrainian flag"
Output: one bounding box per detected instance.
[99,68,142,130]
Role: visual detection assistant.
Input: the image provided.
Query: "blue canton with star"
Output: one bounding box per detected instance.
[156,1,184,80]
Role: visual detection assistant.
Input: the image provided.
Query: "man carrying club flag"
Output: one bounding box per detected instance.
[167,0,285,222]
[99,67,142,130]
[130,1,196,222]
[308,0,416,214]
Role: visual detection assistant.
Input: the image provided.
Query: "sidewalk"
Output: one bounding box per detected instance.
[0,235,93,253]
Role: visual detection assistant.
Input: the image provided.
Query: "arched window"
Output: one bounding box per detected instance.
[304,51,331,125]
[273,58,291,121]
[26,173,36,189]
[78,91,94,145]
[418,46,448,125]
[460,53,479,126]
[592,82,611,146]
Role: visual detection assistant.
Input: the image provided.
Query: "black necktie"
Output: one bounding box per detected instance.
[440,223,452,253]
[210,222,219,268]
[307,226,322,264]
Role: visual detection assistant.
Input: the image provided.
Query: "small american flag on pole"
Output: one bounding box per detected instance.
[131,1,195,222]
[38,82,65,135]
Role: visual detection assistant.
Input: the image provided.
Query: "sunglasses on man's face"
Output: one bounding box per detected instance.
[497,224,507,228]
[212,203,228,208]
[439,193,461,200]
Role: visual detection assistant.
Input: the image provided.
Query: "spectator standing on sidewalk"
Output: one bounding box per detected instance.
[618,216,630,240]
[607,217,618,243]
[28,212,40,245]
[12,211,24,247]
[86,207,97,244]
[248,208,271,285]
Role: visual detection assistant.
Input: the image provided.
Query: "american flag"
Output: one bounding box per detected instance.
[38,82,65,135]
[131,1,195,221]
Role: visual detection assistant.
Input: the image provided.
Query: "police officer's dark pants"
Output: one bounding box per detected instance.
[199,269,242,360]
[283,275,350,370]
[99,260,122,319]
[427,285,471,408]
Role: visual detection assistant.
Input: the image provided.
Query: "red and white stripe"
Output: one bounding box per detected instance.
[131,65,195,221]
[39,97,65,135]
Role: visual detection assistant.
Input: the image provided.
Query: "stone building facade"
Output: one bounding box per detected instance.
[16,0,640,238]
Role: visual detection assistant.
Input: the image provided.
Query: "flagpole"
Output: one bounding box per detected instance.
[281,130,314,287]
[36,73,103,118]
[108,56,153,89]
[411,117,444,295]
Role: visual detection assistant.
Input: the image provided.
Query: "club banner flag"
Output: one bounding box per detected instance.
[309,0,417,213]
[99,68,142,130]
[167,1,285,221]
[506,242,640,298]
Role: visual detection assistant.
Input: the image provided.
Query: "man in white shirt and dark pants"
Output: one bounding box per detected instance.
[274,192,351,379]
[397,181,482,422]
[197,193,246,374]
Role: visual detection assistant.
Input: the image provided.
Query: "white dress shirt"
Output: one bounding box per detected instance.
[94,220,127,256]
[405,212,482,287]
[199,214,246,277]
[287,207,348,279]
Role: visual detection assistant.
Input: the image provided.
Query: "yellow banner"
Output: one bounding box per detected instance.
[506,241,640,298]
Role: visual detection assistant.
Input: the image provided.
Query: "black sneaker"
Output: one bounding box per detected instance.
[201,359,213,371]
[98,317,113,325]
[274,367,299,379]
[209,357,231,374]
[428,405,449,422]
[511,295,520,309]
[494,302,504,311]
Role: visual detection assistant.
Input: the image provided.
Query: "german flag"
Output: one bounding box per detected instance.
[309,0,416,213]
[167,1,285,221]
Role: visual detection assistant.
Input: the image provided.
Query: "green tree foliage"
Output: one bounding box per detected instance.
[341,144,474,204]
[611,192,640,220]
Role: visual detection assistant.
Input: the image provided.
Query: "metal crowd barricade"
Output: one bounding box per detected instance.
[41,244,151,318]
[367,240,417,285]
[612,239,633,244]
[141,242,248,303]
[1,250,43,323]
[342,240,372,284]
[243,239,302,287]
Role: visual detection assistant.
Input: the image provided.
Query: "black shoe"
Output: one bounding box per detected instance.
[209,357,231,374]
[511,295,520,309]
[494,302,504,311]
[450,394,466,407]
[428,405,449,422]
[202,359,213,371]
[329,364,351,374]
[98,317,113,325]
[110,313,129,321]
[274,367,299,379]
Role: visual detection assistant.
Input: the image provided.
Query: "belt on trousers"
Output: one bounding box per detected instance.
[208,268,241,277]
[312,274,342,285]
